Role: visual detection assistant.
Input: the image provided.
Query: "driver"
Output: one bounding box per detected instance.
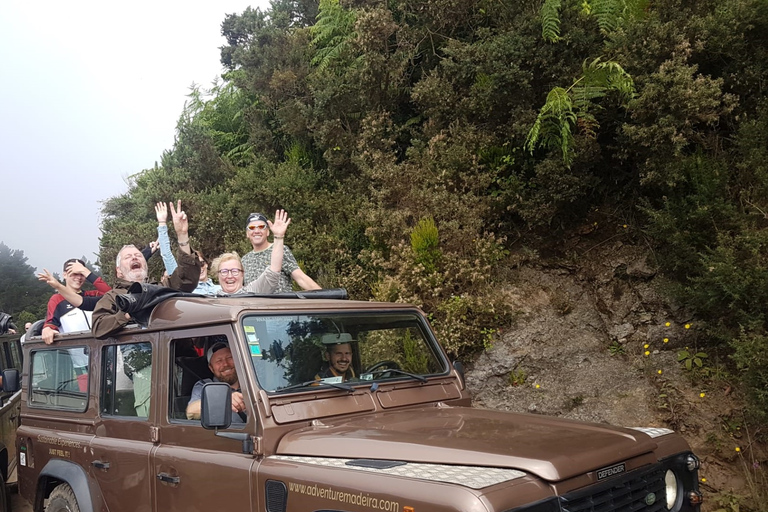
[315,339,356,382]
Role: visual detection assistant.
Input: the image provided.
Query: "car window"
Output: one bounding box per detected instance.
[168,336,225,423]
[101,343,152,418]
[29,346,89,411]
[241,311,448,392]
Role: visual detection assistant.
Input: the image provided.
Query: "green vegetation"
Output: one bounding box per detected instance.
[0,242,57,322]
[96,0,768,438]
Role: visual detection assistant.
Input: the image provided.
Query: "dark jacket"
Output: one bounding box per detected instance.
[92,250,200,339]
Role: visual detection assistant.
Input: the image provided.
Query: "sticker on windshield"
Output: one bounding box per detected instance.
[249,341,262,357]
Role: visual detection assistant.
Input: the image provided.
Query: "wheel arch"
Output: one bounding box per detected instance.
[38,459,95,512]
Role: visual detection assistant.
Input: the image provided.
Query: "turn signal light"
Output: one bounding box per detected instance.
[688,490,703,506]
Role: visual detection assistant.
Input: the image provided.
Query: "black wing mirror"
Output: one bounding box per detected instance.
[2,369,20,393]
[200,382,232,430]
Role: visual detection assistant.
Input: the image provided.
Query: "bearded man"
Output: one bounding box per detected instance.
[92,200,201,339]
[185,342,246,424]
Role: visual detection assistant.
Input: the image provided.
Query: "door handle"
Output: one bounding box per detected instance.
[157,473,180,485]
[92,460,110,470]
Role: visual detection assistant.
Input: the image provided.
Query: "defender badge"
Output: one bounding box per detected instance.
[596,462,626,480]
[645,492,656,506]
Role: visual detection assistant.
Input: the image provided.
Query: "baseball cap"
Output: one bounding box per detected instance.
[207,341,230,363]
[246,213,268,228]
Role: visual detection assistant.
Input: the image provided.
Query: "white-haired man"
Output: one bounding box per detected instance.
[92,201,201,339]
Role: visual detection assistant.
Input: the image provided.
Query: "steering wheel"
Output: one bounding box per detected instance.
[364,360,401,374]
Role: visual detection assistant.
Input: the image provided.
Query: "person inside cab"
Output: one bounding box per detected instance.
[186,342,246,424]
[315,334,356,382]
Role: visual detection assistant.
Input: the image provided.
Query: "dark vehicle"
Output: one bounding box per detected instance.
[0,329,23,510]
[12,292,702,512]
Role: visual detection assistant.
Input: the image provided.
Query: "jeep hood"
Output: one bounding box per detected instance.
[276,406,658,481]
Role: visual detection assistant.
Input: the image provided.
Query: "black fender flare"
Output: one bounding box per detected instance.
[39,459,95,512]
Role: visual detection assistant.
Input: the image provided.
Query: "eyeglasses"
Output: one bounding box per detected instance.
[218,268,242,276]
[248,223,268,231]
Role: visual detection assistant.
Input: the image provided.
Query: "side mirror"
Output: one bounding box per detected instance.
[200,382,232,430]
[452,361,465,390]
[2,369,20,393]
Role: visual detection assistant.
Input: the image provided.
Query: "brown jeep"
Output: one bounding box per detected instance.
[13,291,702,512]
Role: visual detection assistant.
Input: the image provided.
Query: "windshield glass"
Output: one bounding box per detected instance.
[241,311,448,392]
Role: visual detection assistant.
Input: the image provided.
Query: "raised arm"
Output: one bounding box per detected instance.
[65,261,112,294]
[268,209,291,273]
[155,201,179,274]
[38,269,83,306]
[167,200,201,292]
[170,200,192,256]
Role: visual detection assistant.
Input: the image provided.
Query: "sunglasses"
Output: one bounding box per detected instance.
[218,268,242,276]
[248,223,268,231]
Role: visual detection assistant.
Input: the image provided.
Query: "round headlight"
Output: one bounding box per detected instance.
[686,453,700,472]
[665,469,679,509]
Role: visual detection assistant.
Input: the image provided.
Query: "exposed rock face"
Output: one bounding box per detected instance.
[464,241,748,508]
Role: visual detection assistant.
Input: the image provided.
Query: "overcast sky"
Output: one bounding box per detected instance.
[0,0,269,275]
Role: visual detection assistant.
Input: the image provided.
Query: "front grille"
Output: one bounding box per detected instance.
[560,465,666,512]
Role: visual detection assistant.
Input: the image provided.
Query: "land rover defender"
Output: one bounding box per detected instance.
[14,291,702,512]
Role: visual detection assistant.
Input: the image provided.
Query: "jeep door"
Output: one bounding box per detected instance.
[89,339,156,512]
[152,330,256,512]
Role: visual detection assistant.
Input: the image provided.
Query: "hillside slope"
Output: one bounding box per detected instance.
[465,239,762,511]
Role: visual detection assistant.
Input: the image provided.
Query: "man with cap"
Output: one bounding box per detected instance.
[186,341,246,423]
[315,333,356,382]
[241,211,321,293]
[91,200,201,339]
[37,259,112,344]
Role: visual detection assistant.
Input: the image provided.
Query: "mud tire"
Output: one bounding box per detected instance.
[46,483,80,512]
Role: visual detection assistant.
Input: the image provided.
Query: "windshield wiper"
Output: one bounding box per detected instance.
[277,379,354,393]
[367,369,428,383]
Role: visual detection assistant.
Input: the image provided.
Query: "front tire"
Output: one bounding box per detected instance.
[46,483,80,512]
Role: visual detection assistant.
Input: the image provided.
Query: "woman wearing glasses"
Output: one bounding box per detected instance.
[211,210,291,295]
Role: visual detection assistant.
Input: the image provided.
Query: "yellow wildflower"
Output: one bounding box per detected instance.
[644,344,649,349]
[735,447,741,452]
[699,392,706,398]
[665,322,670,327]
[535,384,540,389]
[685,324,691,329]
[657,370,662,375]
[701,478,706,483]
[644,351,650,356]
[663,338,669,343]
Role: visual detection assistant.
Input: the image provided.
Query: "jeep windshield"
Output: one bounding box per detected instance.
[240,311,449,393]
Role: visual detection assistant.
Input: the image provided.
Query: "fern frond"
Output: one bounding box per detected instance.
[541,0,562,42]
[310,0,357,72]
[590,0,622,33]
[525,87,576,166]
